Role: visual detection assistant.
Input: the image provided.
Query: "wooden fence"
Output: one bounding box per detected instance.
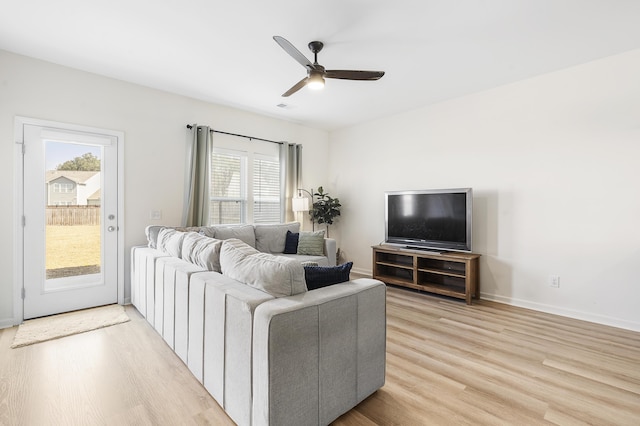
[46,206,101,226]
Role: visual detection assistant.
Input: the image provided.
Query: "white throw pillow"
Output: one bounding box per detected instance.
[157,228,186,258]
[220,238,307,297]
[181,232,223,272]
[254,222,300,253]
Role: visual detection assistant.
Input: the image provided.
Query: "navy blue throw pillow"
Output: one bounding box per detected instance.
[304,262,353,290]
[283,230,299,254]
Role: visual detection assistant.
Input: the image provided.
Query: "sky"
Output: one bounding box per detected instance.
[45,141,101,170]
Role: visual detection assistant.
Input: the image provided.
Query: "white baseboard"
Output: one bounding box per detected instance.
[0,317,18,330]
[357,265,640,332]
[480,292,640,333]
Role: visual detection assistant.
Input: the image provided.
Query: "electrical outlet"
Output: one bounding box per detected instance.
[549,275,560,288]
[150,210,162,220]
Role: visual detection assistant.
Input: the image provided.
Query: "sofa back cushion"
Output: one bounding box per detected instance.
[146,225,165,249]
[181,232,223,272]
[220,238,307,297]
[254,222,300,253]
[146,225,215,248]
[213,224,256,247]
[177,226,216,238]
[157,228,185,258]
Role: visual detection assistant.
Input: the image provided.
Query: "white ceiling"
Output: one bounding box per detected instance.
[2,0,640,131]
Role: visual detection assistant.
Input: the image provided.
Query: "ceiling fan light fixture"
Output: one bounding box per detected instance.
[307,72,325,90]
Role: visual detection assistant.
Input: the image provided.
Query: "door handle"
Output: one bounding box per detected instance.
[108,226,117,232]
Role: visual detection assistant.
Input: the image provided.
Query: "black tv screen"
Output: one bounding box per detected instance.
[385,188,472,252]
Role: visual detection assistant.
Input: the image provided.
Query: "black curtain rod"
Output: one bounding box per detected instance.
[186,124,284,145]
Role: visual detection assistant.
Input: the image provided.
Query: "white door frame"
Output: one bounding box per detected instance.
[13,116,125,324]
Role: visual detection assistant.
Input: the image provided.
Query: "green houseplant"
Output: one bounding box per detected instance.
[310,186,341,238]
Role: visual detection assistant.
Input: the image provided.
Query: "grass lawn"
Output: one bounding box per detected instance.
[46,225,101,270]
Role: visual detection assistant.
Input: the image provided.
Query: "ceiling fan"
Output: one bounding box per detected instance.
[273,35,385,97]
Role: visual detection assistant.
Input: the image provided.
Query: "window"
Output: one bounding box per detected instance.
[209,146,282,225]
[210,150,246,225]
[52,182,74,193]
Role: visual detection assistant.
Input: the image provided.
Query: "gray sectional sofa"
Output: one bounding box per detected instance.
[131,222,386,426]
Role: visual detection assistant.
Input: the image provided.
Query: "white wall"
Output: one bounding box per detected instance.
[329,49,640,331]
[0,50,329,327]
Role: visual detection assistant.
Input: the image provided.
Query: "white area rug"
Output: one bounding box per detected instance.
[11,304,130,348]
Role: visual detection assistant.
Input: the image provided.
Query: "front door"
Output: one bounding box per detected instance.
[21,122,120,319]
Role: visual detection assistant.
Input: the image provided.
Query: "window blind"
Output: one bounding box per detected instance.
[253,155,281,223]
[210,151,245,224]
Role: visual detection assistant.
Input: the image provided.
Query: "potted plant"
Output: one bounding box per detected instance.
[310,186,341,237]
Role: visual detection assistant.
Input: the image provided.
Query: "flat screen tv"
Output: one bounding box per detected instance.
[385,188,473,252]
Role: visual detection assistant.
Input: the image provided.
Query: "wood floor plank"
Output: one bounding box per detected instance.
[0,306,233,426]
[1,287,639,425]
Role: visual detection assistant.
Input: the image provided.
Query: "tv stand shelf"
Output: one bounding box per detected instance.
[372,245,480,304]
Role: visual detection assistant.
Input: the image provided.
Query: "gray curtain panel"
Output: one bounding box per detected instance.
[183,125,211,226]
[280,143,303,223]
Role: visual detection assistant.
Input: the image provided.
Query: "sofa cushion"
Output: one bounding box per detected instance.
[145,225,165,249]
[304,262,353,290]
[176,226,216,239]
[283,230,299,254]
[297,230,325,256]
[181,232,223,272]
[220,239,307,297]
[279,254,329,267]
[214,224,256,247]
[157,228,185,258]
[146,225,216,248]
[255,222,300,253]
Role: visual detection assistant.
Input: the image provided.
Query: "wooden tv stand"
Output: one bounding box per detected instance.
[372,245,480,304]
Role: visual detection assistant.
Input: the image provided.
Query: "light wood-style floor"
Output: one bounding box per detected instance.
[1,286,639,425]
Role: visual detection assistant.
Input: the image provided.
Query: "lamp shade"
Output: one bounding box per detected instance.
[292,197,310,212]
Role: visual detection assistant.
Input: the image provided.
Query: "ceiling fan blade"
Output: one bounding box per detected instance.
[273,36,315,70]
[282,77,309,97]
[325,70,385,80]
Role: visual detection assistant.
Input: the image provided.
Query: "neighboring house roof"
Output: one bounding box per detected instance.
[87,189,101,200]
[45,170,99,184]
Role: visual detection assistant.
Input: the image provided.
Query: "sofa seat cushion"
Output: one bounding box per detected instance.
[181,232,223,272]
[254,222,300,253]
[220,238,307,297]
[278,254,329,267]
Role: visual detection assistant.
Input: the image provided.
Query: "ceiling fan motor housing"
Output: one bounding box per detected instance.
[308,41,324,55]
